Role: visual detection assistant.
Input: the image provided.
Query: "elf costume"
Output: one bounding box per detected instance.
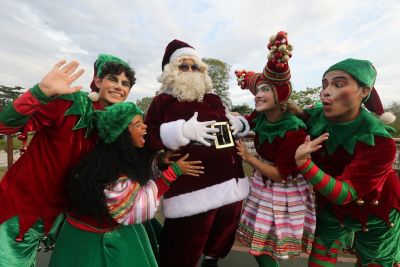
[0,54,131,266]
[49,102,182,267]
[145,39,250,267]
[298,59,400,267]
[235,31,316,265]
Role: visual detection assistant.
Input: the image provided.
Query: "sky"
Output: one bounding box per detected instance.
[1,0,399,108]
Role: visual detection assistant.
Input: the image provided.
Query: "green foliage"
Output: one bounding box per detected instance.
[291,87,321,108]
[386,101,400,137]
[0,85,23,108]
[136,96,154,114]
[202,58,232,108]
[231,103,253,115]
[0,134,28,151]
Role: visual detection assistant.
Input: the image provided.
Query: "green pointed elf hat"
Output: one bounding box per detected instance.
[324,58,395,124]
[89,102,143,144]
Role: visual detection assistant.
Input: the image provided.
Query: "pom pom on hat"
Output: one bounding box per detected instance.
[88,91,100,102]
[161,39,201,70]
[262,31,293,102]
[235,30,293,103]
[89,102,143,144]
[364,87,396,124]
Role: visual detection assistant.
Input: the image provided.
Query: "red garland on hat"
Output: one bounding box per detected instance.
[235,31,294,103]
[161,39,201,71]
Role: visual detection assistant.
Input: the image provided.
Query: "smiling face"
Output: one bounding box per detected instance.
[321,70,371,123]
[95,72,131,107]
[254,83,279,112]
[128,115,147,148]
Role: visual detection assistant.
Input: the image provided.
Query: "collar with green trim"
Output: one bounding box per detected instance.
[58,91,97,135]
[305,106,395,155]
[252,112,307,145]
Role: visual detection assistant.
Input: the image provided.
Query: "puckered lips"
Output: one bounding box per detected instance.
[322,99,333,111]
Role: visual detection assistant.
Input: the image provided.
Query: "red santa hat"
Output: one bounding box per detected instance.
[235,31,293,103]
[161,39,201,70]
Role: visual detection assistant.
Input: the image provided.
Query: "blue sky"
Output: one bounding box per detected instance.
[1,0,399,108]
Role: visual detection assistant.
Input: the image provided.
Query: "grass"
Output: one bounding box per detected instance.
[0,166,5,181]
[0,133,34,151]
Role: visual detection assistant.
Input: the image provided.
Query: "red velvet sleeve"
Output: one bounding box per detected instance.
[337,136,396,200]
[275,129,307,179]
[144,94,171,151]
[244,110,258,129]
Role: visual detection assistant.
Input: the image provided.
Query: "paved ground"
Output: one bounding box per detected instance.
[36,245,356,267]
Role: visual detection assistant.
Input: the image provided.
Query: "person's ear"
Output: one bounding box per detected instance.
[94,76,102,89]
[360,86,371,99]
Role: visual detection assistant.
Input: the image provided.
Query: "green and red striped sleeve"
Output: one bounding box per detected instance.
[0,84,52,134]
[155,162,182,197]
[298,159,358,204]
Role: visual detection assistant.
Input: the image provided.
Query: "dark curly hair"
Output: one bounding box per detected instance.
[68,129,155,219]
[99,61,136,88]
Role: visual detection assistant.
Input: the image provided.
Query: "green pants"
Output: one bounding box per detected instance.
[310,208,400,267]
[0,215,64,267]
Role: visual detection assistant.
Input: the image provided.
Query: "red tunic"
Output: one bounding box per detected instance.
[145,93,247,218]
[312,136,400,225]
[0,86,102,238]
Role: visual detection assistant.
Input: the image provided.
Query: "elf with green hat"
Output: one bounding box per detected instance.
[0,54,135,266]
[48,102,203,267]
[295,58,400,266]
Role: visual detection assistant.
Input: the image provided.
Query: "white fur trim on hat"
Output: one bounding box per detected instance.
[88,91,100,102]
[169,47,201,64]
[379,112,396,124]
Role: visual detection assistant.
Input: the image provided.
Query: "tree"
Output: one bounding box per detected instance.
[231,103,253,115]
[386,101,400,137]
[0,85,23,108]
[202,58,232,108]
[291,87,321,108]
[136,96,154,114]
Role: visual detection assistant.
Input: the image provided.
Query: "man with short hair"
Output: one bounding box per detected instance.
[145,39,250,267]
[0,54,135,266]
[295,58,400,267]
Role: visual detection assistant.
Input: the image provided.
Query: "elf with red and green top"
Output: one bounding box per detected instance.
[49,102,204,267]
[234,31,316,267]
[294,58,400,267]
[0,54,135,266]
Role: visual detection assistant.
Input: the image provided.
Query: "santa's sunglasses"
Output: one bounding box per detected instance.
[178,63,200,72]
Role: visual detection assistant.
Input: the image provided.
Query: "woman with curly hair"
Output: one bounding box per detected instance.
[49,102,203,267]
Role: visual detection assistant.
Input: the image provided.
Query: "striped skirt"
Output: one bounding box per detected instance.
[236,170,316,260]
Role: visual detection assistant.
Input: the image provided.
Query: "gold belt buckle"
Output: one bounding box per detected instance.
[211,121,234,149]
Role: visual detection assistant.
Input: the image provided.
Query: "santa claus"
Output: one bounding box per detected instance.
[145,39,250,267]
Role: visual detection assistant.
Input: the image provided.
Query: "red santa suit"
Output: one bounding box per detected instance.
[145,39,250,267]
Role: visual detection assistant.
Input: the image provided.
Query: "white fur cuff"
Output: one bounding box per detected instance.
[162,177,250,218]
[160,120,191,150]
[236,116,250,137]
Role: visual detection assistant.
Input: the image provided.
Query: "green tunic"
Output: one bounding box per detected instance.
[49,220,158,267]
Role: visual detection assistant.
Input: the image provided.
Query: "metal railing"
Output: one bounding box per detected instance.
[2,134,400,175]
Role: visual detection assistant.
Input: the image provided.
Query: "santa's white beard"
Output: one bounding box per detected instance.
[164,72,210,102]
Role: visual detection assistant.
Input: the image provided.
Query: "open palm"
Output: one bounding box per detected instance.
[39,60,85,97]
[295,133,329,166]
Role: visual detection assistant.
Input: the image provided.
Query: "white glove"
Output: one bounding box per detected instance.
[182,112,219,146]
[226,109,250,137]
[226,109,243,135]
